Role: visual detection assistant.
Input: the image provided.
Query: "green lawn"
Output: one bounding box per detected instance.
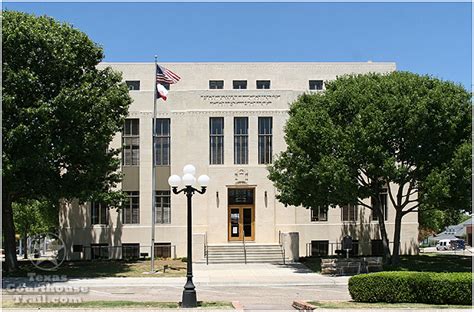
[308,300,472,309]
[384,254,472,272]
[2,300,234,309]
[3,259,187,278]
[301,254,472,273]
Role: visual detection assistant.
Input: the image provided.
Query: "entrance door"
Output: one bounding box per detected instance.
[228,206,254,241]
[228,187,255,241]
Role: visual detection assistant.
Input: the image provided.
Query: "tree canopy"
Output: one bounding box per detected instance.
[2,10,132,271]
[269,71,471,264]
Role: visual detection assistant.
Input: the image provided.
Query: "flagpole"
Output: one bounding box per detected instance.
[151,55,158,273]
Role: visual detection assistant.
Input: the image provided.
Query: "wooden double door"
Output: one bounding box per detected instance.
[228,205,255,241]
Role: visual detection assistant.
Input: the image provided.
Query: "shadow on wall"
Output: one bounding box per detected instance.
[403,237,419,255]
[59,199,123,261]
[339,208,374,256]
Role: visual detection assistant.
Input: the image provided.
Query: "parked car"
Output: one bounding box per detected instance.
[449,239,465,250]
[436,239,465,251]
[436,239,451,250]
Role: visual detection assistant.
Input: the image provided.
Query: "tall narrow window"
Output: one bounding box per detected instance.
[341,204,358,222]
[258,117,272,164]
[123,191,139,224]
[311,206,328,222]
[234,117,248,164]
[210,117,224,164]
[155,191,171,224]
[91,202,108,225]
[372,188,388,221]
[123,119,139,166]
[155,119,170,165]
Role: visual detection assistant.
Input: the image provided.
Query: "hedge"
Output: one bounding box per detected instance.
[349,272,472,305]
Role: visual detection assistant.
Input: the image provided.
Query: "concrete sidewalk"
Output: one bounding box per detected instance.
[3,263,350,288]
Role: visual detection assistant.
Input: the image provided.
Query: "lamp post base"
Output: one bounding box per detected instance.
[181,289,197,308]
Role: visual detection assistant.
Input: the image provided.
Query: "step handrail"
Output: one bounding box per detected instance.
[243,228,247,264]
[279,232,286,265]
[205,232,208,265]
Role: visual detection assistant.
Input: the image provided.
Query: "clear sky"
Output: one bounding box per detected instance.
[3,2,472,89]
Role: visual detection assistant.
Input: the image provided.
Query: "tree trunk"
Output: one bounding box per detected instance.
[373,195,392,264]
[22,232,28,260]
[377,212,392,265]
[2,195,18,272]
[391,210,403,266]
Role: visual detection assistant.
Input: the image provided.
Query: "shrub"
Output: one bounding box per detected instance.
[349,272,472,305]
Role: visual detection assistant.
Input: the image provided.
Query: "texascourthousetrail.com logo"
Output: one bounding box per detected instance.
[27,232,66,271]
[5,273,89,304]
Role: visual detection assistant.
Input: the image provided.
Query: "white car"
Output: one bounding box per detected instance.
[436,239,451,251]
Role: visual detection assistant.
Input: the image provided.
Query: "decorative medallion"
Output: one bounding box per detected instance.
[234,169,249,184]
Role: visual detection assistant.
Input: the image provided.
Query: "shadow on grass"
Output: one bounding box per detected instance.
[384,254,472,272]
[299,256,323,273]
[299,254,472,274]
[2,300,233,309]
[2,258,187,279]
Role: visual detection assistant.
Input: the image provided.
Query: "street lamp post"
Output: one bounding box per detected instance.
[168,164,209,308]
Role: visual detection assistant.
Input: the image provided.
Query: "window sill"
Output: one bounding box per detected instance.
[91,224,109,228]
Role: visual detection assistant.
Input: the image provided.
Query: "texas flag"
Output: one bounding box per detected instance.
[156,83,169,101]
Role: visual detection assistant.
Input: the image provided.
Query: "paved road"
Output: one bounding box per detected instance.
[420,247,474,256]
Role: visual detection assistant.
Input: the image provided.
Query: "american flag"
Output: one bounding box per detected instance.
[156,64,181,84]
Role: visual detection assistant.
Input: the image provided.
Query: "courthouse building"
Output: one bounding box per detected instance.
[59,62,419,262]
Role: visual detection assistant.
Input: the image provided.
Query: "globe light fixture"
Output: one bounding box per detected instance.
[183,164,196,176]
[168,175,181,188]
[182,173,196,187]
[197,175,210,187]
[168,165,210,308]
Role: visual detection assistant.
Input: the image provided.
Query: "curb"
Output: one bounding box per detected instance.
[292,300,317,311]
[232,301,244,311]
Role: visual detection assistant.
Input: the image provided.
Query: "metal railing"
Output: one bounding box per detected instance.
[70,245,177,261]
[305,241,395,257]
[278,231,285,264]
[204,232,208,265]
[242,229,247,264]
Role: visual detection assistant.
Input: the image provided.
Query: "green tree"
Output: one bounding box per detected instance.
[2,11,132,271]
[269,72,471,265]
[13,200,57,259]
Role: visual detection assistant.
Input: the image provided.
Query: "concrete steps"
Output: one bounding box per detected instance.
[206,244,287,264]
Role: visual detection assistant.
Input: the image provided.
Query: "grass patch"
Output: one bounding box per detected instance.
[384,254,472,273]
[308,300,472,309]
[299,256,324,272]
[301,254,472,274]
[3,259,187,278]
[2,300,233,309]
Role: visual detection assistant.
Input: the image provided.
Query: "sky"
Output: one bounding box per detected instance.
[3,2,472,89]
